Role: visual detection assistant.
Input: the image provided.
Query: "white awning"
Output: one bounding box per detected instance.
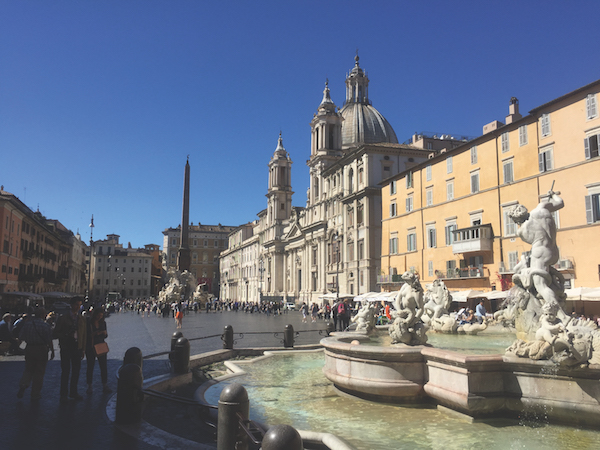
[449,290,486,303]
[354,292,397,302]
[481,290,510,300]
[565,287,600,301]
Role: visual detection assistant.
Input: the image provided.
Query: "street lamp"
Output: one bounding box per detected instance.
[107,254,112,304]
[87,215,94,305]
[333,231,340,304]
[258,257,264,303]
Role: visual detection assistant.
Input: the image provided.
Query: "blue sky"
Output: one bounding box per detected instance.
[1,1,599,249]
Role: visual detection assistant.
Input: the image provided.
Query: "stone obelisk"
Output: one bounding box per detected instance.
[177,157,191,272]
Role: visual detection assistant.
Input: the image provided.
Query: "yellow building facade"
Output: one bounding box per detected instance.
[381,79,600,296]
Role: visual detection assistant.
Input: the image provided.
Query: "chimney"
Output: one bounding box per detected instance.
[505,97,522,125]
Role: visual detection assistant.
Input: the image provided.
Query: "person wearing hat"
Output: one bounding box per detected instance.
[54,297,87,403]
[17,307,54,400]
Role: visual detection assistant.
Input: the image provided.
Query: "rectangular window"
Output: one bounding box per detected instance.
[406,171,413,189]
[584,134,600,160]
[426,165,432,181]
[541,113,551,137]
[389,236,398,255]
[470,146,477,164]
[407,233,416,252]
[428,261,433,277]
[585,193,600,224]
[470,171,480,193]
[406,195,413,212]
[426,188,433,206]
[427,226,437,248]
[390,202,397,218]
[445,223,457,245]
[519,125,528,146]
[503,208,517,236]
[390,180,397,195]
[587,94,598,120]
[508,251,519,271]
[539,147,554,173]
[501,132,510,153]
[446,156,453,173]
[446,180,454,201]
[503,159,514,184]
[358,239,364,260]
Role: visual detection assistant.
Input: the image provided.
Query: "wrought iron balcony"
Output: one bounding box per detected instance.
[377,274,405,284]
[440,265,486,279]
[452,224,493,254]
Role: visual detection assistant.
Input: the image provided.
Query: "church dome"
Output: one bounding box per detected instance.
[340,103,398,146]
[339,56,398,147]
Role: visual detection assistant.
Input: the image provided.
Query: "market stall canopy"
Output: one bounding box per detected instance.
[319,293,353,302]
[582,288,600,301]
[354,292,397,302]
[565,287,600,301]
[449,290,486,303]
[481,290,510,300]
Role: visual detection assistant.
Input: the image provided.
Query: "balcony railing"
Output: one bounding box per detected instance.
[377,274,405,284]
[439,266,485,279]
[452,224,493,254]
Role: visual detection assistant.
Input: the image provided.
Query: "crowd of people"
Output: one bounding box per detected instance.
[1,297,111,402]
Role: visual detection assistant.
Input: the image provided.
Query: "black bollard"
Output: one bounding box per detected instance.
[170,337,190,374]
[223,325,234,350]
[326,321,335,336]
[123,346,143,371]
[116,363,144,424]
[283,324,294,348]
[262,424,303,450]
[171,331,183,351]
[217,383,249,450]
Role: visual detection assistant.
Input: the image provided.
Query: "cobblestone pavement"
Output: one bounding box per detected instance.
[1,309,328,450]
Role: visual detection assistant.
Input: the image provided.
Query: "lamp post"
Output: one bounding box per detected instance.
[107,254,112,304]
[258,257,264,304]
[333,231,340,305]
[87,215,94,305]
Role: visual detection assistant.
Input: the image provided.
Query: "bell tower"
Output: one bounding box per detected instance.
[267,133,293,226]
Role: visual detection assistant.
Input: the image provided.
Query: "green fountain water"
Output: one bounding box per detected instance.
[204,351,600,450]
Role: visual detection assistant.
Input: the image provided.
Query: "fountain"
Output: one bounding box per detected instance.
[321,187,600,427]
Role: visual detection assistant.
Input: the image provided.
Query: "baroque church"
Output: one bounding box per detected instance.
[220,56,442,306]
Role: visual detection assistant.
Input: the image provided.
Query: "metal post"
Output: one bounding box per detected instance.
[116,363,144,424]
[223,325,234,349]
[262,424,303,450]
[171,331,183,351]
[284,324,294,348]
[217,383,249,450]
[170,337,190,374]
[123,346,143,370]
[326,321,335,336]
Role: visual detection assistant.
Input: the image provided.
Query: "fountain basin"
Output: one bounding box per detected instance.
[322,333,600,426]
[322,334,425,402]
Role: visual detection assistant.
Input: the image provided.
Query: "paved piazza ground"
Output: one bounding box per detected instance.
[0,309,327,449]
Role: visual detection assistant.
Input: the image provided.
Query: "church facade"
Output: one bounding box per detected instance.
[219,57,454,306]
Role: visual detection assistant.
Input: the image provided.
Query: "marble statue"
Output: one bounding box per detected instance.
[389,271,428,345]
[505,187,598,366]
[422,279,458,334]
[158,268,198,304]
[351,301,376,333]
